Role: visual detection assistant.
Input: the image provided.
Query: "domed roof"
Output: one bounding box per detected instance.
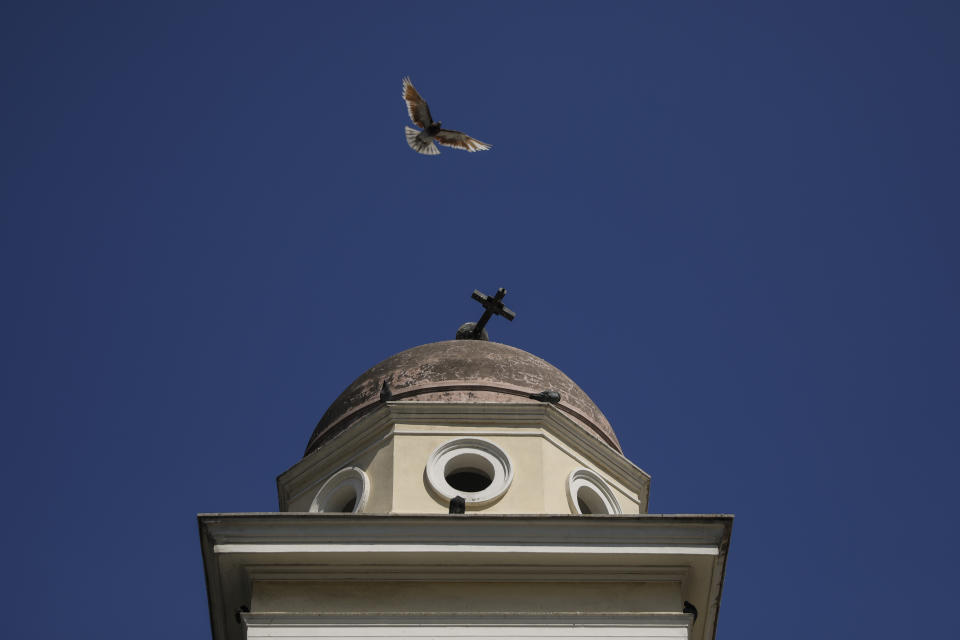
[305,340,621,456]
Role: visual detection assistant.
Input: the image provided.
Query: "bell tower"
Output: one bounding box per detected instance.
[199,290,732,640]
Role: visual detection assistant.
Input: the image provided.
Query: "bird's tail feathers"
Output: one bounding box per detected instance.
[405,126,439,155]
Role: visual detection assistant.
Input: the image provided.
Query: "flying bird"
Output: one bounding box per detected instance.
[402,77,491,155]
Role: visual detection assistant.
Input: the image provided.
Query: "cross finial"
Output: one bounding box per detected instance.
[455,287,516,341]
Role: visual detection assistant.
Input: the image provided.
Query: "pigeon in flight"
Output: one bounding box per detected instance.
[402,77,491,155]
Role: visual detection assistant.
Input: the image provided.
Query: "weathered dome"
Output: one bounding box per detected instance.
[305,340,621,456]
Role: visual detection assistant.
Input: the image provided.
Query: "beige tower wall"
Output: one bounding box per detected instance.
[277,404,650,516]
[391,426,643,514]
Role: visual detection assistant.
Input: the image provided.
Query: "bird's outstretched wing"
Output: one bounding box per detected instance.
[402,77,432,129]
[434,129,491,152]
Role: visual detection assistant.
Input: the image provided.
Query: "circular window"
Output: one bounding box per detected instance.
[426,438,513,506]
[567,468,621,515]
[309,467,369,513]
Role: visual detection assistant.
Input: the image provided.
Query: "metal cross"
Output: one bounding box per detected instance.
[467,287,515,339]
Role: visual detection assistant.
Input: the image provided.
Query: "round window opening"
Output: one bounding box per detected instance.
[426,438,513,506]
[567,468,621,515]
[444,452,495,492]
[309,467,369,514]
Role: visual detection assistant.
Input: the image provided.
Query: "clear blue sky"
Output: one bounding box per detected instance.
[2,2,958,638]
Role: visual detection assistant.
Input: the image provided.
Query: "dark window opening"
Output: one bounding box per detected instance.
[337,496,357,512]
[577,496,592,514]
[446,469,492,493]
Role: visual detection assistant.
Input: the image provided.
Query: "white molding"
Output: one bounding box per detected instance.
[243,612,694,626]
[215,542,719,556]
[242,612,695,637]
[425,437,513,505]
[308,467,369,513]
[568,468,623,514]
[243,564,690,583]
[246,627,689,639]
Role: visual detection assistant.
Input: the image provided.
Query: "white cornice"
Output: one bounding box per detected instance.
[215,542,719,556]
[242,614,696,640]
[242,612,693,624]
[200,513,731,548]
[200,514,730,640]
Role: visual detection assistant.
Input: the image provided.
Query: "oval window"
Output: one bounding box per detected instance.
[567,468,621,515]
[309,467,369,513]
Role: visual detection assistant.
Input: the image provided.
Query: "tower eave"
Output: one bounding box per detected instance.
[199,513,733,640]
